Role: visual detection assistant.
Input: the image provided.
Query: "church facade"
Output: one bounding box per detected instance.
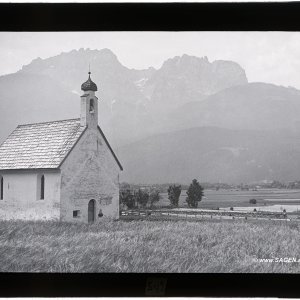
[0,73,123,223]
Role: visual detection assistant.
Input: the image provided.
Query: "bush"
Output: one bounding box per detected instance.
[149,190,160,208]
[249,198,257,204]
[120,189,136,209]
[136,189,149,208]
[253,208,257,212]
[230,207,234,211]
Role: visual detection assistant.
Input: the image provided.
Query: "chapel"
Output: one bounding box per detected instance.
[0,72,123,223]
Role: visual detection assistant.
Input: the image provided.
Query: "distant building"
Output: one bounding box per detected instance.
[0,72,123,223]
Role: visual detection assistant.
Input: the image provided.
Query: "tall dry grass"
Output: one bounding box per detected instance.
[0,219,300,272]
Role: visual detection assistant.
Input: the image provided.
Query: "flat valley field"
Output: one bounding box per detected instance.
[1,219,300,273]
[159,189,300,212]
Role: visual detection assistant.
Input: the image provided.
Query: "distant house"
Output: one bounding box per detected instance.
[0,72,123,223]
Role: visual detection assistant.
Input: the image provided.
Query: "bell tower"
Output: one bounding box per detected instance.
[80,71,98,128]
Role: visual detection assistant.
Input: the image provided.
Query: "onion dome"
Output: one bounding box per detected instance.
[81,71,98,92]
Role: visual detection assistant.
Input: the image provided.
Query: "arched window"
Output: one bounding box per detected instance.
[40,175,45,200]
[0,176,3,200]
[37,174,45,200]
[89,98,95,113]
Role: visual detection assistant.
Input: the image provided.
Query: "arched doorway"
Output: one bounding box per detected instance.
[88,199,96,223]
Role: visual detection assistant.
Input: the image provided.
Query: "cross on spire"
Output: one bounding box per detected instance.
[88,63,91,76]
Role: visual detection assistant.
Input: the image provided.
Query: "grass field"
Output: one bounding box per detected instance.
[159,189,300,211]
[1,219,300,272]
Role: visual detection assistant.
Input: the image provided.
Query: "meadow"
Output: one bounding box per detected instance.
[1,219,300,273]
[159,188,300,211]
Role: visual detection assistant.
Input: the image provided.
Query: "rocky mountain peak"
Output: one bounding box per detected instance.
[143,54,248,108]
[20,48,121,75]
[161,54,210,71]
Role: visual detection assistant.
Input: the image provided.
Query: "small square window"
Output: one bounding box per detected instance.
[73,210,80,218]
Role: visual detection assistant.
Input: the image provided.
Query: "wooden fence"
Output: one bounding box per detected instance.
[120,209,289,222]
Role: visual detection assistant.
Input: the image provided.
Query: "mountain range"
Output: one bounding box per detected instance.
[1,48,300,183]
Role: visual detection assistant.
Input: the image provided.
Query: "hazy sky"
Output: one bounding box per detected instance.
[1,31,300,89]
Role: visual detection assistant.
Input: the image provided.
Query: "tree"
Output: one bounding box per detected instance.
[249,198,257,204]
[136,189,149,208]
[167,184,181,207]
[186,179,204,208]
[149,190,160,208]
[119,189,136,209]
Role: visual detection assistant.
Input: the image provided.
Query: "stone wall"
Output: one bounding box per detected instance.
[60,126,121,223]
[0,170,61,220]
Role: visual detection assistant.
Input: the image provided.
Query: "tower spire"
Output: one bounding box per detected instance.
[80,68,98,128]
[81,67,97,92]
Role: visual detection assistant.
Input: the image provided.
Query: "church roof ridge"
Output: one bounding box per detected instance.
[17,118,80,127]
[0,119,86,170]
[0,117,123,171]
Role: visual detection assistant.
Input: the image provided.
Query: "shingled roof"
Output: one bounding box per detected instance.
[0,119,86,170]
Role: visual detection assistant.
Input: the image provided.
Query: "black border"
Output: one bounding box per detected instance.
[0,2,300,31]
[1,2,300,298]
[0,273,300,297]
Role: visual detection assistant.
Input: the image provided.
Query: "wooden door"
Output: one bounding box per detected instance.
[88,199,95,223]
